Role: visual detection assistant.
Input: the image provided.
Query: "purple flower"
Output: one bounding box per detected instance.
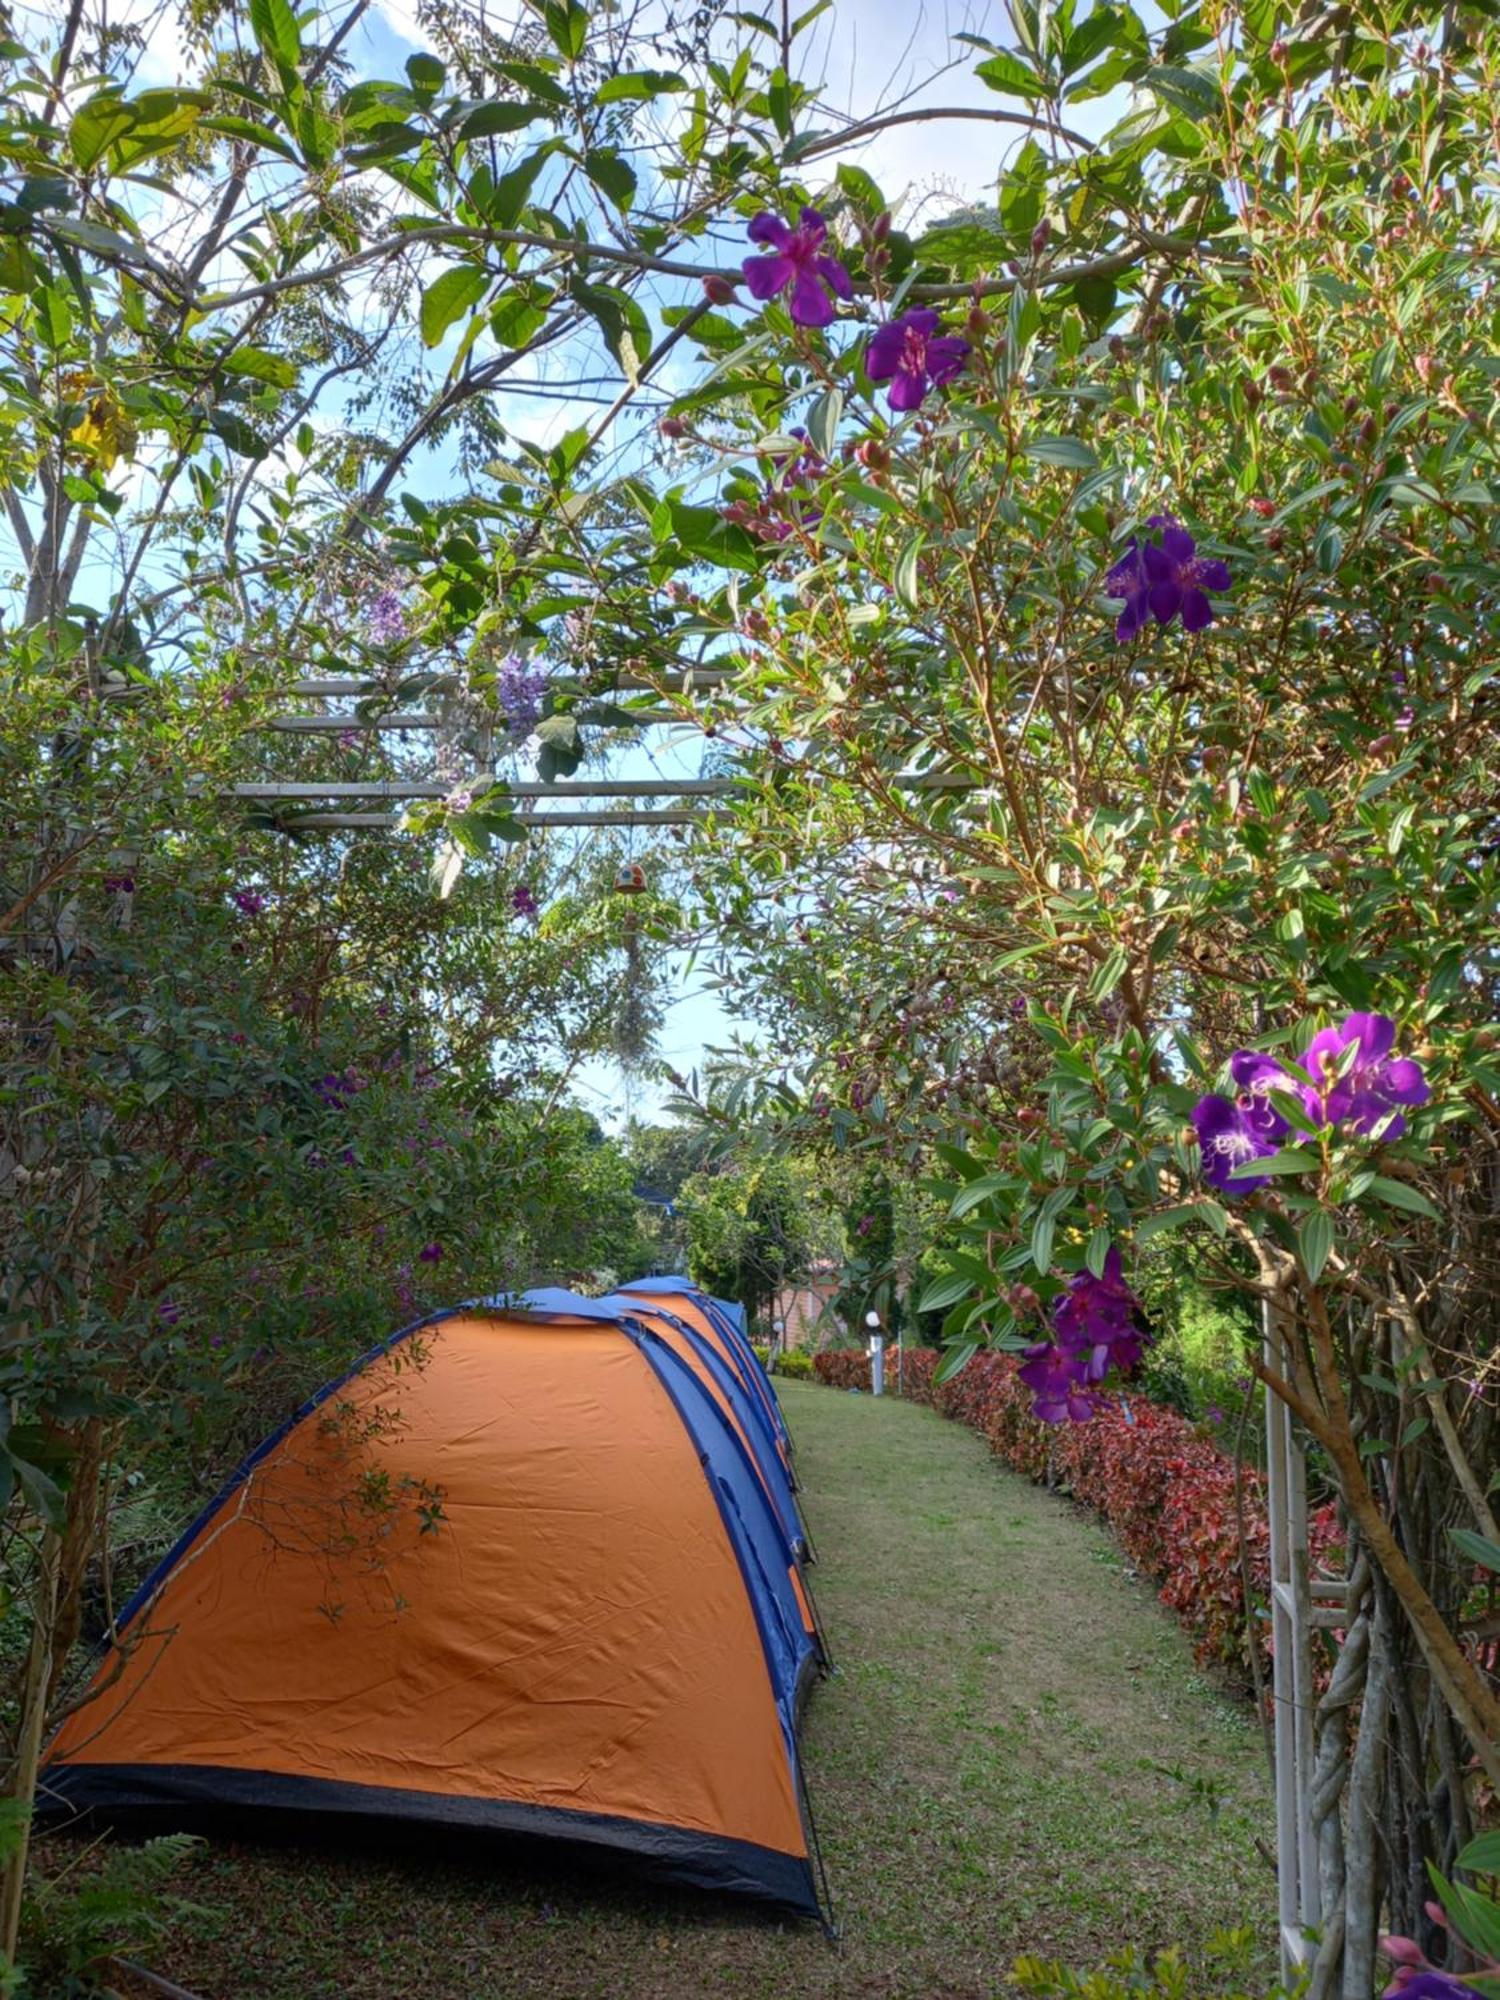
[511,884,539,919]
[742,208,853,329]
[1228,1050,1295,1141]
[231,890,266,916]
[1302,1012,1430,1138]
[497,656,548,741]
[1206,1404,1226,1425]
[314,1068,365,1111]
[1019,1343,1096,1423]
[1051,1247,1149,1384]
[1141,516,1232,632]
[1386,1977,1486,2000]
[865,309,971,412]
[368,587,406,645]
[1105,543,1152,641]
[103,874,136,895]
[418,1241,443,1264]
[1192,1093,1280,1192]
[157,1299,184,1326]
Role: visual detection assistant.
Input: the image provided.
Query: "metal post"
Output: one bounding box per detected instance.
[1265,1299,1319,1979]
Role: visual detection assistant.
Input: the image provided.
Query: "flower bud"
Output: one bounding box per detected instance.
[966,304,993,338]
[1242,376,1262,407]
[702,273,737,306]
[1414,352,1436,386]
[658,416,687,440]
[1265,528,1284,551]
[1109,334,1129,364]
[1268,365,1294,391]
[1249,497,1275,517]
[866,244,889,274]
[855,439,890,472]
[1030,218,1052,256]
[1269,36,1289,61]
[872,211,892,242]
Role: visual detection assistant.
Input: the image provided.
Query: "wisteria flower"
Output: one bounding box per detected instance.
[1303,1012,1431,1138]
[1141,516,1232,632]
[497,655,548,741]
[1192,1093,1281,1192]
[865,309,971,412]
[367,587,406,645]
[742,208,853,328]
[1105,542,1152,640]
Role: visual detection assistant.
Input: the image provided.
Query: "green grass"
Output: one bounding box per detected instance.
[134,1382,1277,1998]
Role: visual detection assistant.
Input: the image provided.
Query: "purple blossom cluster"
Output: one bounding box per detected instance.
[497,655,548,741]
[231,889,267,916]
[1192,1012,1430,1194]
[1106,517,1231,638]
[740,210,970,413]
[367,587,406,646]
[314,1067,366,1111]
[1018,1246,1149,1424]
[511,883,540,919]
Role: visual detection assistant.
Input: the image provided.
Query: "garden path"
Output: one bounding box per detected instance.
[153,1380,1276,1999]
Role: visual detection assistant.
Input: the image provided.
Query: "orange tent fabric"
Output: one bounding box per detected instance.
[40,1309,827,1917]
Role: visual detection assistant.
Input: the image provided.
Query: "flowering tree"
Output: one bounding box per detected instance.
[553,5,1499,1995]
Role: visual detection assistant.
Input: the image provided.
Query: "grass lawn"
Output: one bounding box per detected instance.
[131,1380,1277,1998]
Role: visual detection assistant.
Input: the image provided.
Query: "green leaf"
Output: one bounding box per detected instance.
[405,52,445,95]
[1084,1225,1111,1277]
[1135,1204,1202,1240]
[1144,64,1221,120]
[975,49,1052,100]
[1457,1831,1500,1875]
[69,93,136,170]
[595,68,687,103]
[487,143,553,228]
[458,102,541,140]
[1228,1146,1318,1178]
[1362,1175,1439,1220]
[223,345,298,388]
[805,387,842,460]
[36,284,73,348]
[894,535,925,608]
[201,113,300,164]
[1024,433,1098,470]
[1448,1527,1500,1575]
[208,408,270,457]
[584,147,636,211]
[420,265,489,346]
[1297,1210,1334,1283]
[544,0,590,60]
[917,1271,977,1314]
[1030,1210,1055,1276]
[934,1340,979,1386]
[248,0,301,75]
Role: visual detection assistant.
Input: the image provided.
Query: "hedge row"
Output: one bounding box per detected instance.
[812,1346,1342,1677]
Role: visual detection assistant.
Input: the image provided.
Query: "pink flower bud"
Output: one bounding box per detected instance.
[702,273,737,306]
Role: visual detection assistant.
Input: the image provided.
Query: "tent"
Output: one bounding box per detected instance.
[616,1276,791,1467]
[39,1302,831,1920]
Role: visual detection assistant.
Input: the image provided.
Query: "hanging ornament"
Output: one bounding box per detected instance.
[613,861,648,895]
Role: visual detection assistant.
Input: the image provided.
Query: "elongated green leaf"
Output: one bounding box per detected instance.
[934,1340,979,1386]
[1024,433,1098,469]
[595,68,686,103]
[420,265,489,347]
[894,534,925,608]
[1298,1210,1334,1283]
[1362,1175,1440,1219]
[1449,1526,1500,1575]
[249,0,301,74]
[1457,1831,1500,1875]
[1228,1146,1318,1178]
[976,49,1051,100]
[458,101,540,140]
[917,1271,977,1314]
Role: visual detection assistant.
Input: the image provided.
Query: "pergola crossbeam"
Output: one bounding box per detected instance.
[228,771,972,803]
[288,809,704,829]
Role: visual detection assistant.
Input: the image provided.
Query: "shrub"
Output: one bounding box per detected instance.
[812,1348,1341,1679]
[1011,1931,1302,1998]
[773,1349,814,1379]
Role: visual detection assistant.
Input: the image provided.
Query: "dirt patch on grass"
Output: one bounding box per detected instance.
[71,1382,1276,1999]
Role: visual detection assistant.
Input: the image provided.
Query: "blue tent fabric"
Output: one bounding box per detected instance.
[616,1277,788,1450]
[599,1294,807,1562]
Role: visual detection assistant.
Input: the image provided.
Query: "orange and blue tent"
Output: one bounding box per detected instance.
[616,1275,793,1469]
[39,1300,832,1920]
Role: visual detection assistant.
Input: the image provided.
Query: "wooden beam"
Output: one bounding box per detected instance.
[287,809,704,830]
[283,668,736,698]
[265,708,688,733]
[229,777,736,801]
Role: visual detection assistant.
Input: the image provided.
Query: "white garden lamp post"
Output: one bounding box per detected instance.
[865,1309,885,1396]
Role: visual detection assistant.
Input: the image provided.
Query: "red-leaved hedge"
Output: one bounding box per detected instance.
[812,1346,1342,1678]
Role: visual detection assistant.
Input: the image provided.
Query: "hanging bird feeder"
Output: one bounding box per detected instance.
[613,861,648,896]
